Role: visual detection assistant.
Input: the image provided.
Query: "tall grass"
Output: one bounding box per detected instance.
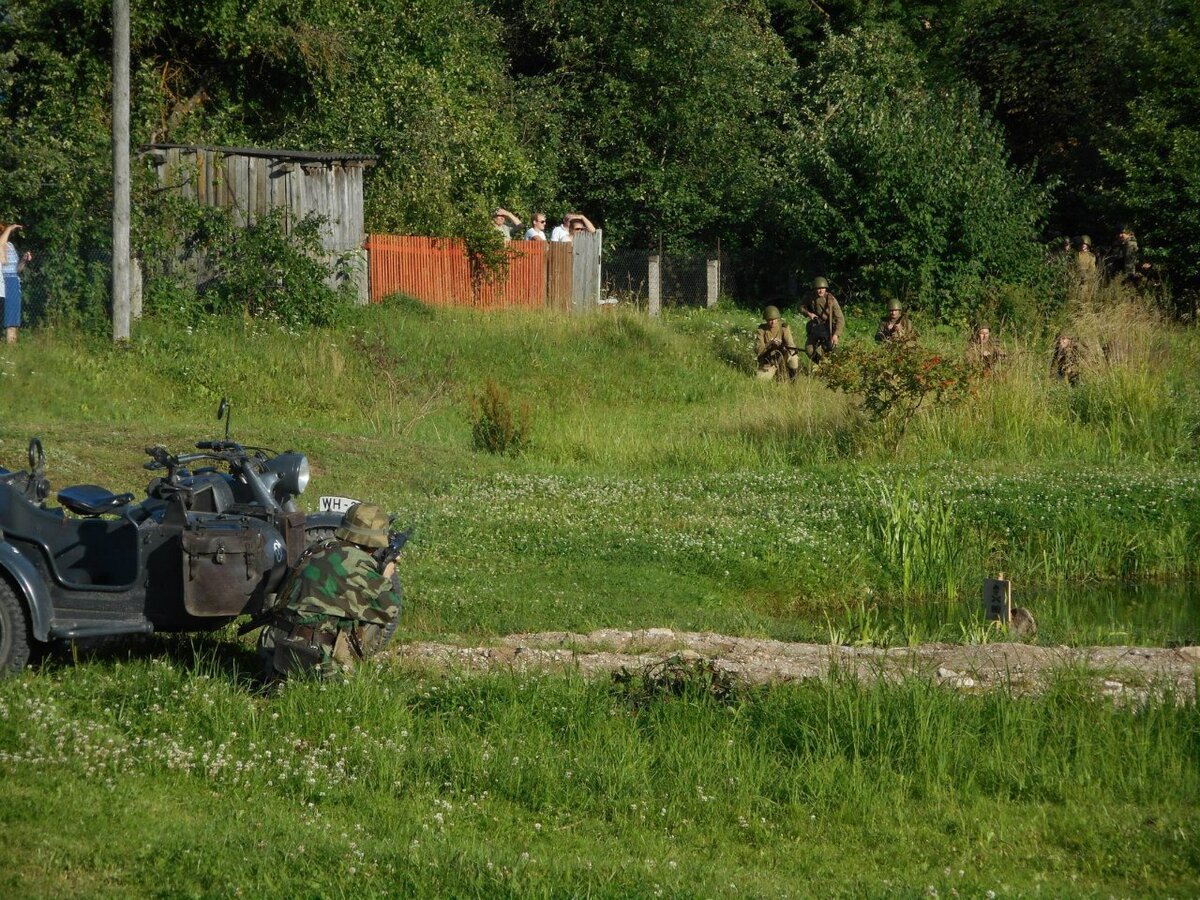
[0,654,1196,896]
[2,290,1196,477]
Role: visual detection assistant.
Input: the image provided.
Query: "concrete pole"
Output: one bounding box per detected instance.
[706,258,720,308]
[111,0,131,342]
[648,255,662,317]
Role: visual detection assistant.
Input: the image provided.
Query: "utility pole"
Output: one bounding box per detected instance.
[111,0,131,342]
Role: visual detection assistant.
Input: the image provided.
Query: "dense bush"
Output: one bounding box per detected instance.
[141,202,353,329]
[506,0,795,254]
[777,26,1053,320]
[470,378,533,456]
[1,0,1197,327]
[815,340,980,449]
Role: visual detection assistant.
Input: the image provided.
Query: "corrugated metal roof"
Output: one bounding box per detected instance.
[144,143,376,164]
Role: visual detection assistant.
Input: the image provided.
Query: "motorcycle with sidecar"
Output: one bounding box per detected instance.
[0,415,345,672]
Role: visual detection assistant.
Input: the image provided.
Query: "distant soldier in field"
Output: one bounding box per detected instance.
[1051,333,1080,386]
[1074,234,1098,298]
[965,324,1006,373]
[801,276,844,364]
[260,502,403,679]
[755,304,801,380]
[1114,225,1151,286]
[874,298,914,344]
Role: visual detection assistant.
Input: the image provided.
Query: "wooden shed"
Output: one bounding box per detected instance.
[144,144,376,304]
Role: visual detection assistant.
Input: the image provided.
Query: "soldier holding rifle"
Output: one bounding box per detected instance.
[755,304,801,381]
[801,277,844,364]
[258,503,404,679]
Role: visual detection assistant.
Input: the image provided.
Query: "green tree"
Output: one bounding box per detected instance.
[942,0,1137,237]
[0,0,533,323]
[777,25,1052,320]
[1102,0,1200,299]
[506,0,796,253]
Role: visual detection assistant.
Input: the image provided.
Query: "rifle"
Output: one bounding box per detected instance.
[374,528,410,570]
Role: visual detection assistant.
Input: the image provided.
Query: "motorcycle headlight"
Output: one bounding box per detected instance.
[265,452,311,497]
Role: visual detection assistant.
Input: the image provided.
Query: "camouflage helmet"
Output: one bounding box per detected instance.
[812,277,829,290]
[886,298,902,312]
[335,502,390,549]
[763,304,781,320]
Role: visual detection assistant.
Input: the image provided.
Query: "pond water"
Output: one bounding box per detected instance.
[1017,579,1200,647]
[822,579,1200,648]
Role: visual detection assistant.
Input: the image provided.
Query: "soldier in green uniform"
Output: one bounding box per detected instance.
[874,298,913,344]
[1114,226,1150,286]
[1051,333,1080,385]
[755,304,801,380]
[965,324,1006,373]
[1074,235,1098,299]
[260,502,403,679]
[801,277,844,364]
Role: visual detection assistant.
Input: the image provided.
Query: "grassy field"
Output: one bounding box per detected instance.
[1,294,1197,643]
[1,650,1198,898]
[1,294,1199,895]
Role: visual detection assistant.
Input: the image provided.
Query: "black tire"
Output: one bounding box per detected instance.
[0,578,33,675]
[304,526,338,547]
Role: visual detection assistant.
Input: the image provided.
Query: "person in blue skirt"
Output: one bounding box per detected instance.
[1,223,31,344]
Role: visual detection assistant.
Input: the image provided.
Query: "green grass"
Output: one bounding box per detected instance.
[0,648,1197,898]
[1,301,1199,644]
[2,300,1200,894]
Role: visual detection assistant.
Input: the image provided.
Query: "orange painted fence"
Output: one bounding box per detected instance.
[365,235,575,311]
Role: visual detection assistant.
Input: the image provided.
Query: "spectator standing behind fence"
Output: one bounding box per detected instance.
[492,208,521,241]
[524,212,548,241]
[0,223,29,345]
[551,213,596,243]
[801,276,844,364]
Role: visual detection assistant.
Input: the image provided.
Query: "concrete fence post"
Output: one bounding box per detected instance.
[648,255,662,317]
[706,258,720,308]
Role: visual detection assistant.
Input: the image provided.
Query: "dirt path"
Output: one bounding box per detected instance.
[390,628,1200,699]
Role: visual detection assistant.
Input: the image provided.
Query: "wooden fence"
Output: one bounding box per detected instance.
[365,233,599,311]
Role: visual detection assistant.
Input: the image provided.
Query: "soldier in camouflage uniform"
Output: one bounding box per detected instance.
[259,502,403,679]
[801,277,844,364]
[874,298,913,344]
[755,305,801,380]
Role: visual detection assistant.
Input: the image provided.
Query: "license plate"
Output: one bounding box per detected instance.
[318,495,361,514]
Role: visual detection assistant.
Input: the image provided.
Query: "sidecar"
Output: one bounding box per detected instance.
[0,440,296,673]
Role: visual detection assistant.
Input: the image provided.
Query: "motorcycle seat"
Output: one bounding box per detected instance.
[58,484,135,517]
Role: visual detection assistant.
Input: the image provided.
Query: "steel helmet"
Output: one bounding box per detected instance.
[763,305,781,320]
[813,277,829,289]
[886,298,902,311]
[335,502,390,549]
[1078,235,1092,247]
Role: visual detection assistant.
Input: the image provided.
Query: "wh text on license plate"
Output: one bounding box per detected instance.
[318,496,361,514]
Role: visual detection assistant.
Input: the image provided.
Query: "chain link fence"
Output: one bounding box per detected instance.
[602,247,734,309]
[12,246,113,328]
[601,248,653,306]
